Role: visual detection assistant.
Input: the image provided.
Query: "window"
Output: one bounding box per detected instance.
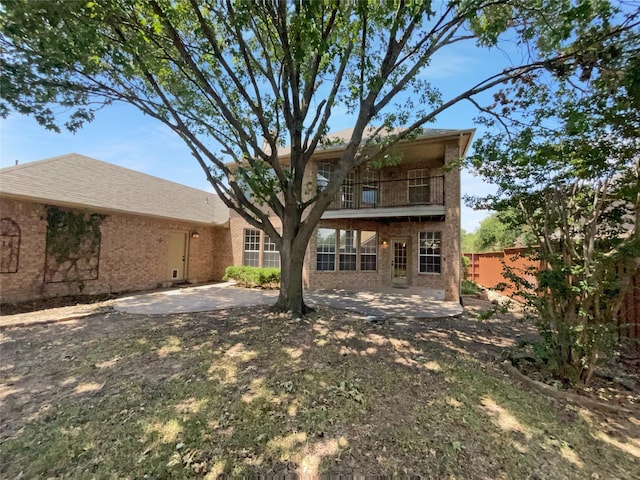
[340,172,355,208]
[243,229,261,267]
[419,231,441,273]
[316,228,378,272]
[317,162,334,191]
[360,231,377,271]
[361,169,379,208]
[316,228,336,271]
[318,162,358,209]
[244,229,281,268]
[408,169,431,204]
[263,234,280,268]
[339,229,357,270]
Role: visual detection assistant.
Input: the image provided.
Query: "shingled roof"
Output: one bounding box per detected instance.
[0,153,229,225]
[274,126,475,157]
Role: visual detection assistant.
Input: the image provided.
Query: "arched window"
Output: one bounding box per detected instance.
[0,218,20,273]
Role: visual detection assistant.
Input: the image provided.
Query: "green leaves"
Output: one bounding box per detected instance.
[466,22,640,384]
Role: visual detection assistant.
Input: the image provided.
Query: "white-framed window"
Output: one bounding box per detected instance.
[360,231,377,271]
[408,168,431,204]
[339,229,357,271]
[243,229,261,267]
[316,228,336,271]
[360,169,379,208]
[317,162,335,191]
[419,231,442,274]
[263,234,280,268]
[340,171,355,208]
[316,228,378,272]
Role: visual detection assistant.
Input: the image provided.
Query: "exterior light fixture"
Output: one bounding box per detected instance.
[191,231,200,239]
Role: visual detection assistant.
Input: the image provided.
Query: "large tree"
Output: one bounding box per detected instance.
[0,0,633,315]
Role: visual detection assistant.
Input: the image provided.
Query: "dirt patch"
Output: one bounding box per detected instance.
[0,293,116,316]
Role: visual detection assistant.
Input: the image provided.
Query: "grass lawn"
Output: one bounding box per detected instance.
[1,302,638,478]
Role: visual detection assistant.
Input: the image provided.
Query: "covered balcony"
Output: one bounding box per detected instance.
[321,174,446,221]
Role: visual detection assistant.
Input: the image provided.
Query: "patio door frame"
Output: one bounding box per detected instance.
[390,236,411,286]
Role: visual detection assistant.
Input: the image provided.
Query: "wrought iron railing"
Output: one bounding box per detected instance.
[326,175,444,210]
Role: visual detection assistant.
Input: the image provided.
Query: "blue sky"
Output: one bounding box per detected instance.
[0,38,523,231]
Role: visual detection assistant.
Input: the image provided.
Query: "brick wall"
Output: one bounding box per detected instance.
[308,218,450,291]
[0,197,230,303]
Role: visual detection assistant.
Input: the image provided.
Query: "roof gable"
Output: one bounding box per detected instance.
[274,126,475,158]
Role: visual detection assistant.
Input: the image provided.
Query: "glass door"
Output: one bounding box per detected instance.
[391,237,410,286]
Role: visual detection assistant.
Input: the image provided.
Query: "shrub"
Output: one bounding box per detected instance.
[461,279,482,295]
[461,255,471,280]
[223,266,280,288]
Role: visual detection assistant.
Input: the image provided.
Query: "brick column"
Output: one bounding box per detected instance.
[443,141,461,302]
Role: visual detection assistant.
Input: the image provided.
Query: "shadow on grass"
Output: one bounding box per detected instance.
[0,304,638,478]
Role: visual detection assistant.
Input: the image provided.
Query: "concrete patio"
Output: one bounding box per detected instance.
[113,282,463,318]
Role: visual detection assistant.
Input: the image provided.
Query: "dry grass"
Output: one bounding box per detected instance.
[0,303,638,478]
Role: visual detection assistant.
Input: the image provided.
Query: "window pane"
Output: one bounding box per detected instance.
[243,229,261,267]
[339,229,356,270]
[360,231,377,271]
[340,172,355,208]
[419,231,441,273]
[243,251,260,267]
[316,228,336,271]
[408,169,431,204]
[263,252,280,268]
[361,169,379,208]
[317,163,334,191]
[263,234,280,268]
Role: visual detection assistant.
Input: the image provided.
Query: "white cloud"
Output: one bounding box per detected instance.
[421,52,475,80]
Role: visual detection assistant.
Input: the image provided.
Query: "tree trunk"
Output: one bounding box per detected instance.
[272,226,313,317]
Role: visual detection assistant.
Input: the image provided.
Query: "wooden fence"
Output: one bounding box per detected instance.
[463,248,640,354]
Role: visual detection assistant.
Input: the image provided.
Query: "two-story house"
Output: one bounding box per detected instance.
[0,127,472,304]
[228,127,474,302]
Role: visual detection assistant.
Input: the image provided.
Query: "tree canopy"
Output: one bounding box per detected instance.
[462,210,533,252]
[1,0,635,315]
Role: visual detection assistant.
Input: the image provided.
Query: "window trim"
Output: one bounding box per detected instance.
[408,168,431,205]
[262,233,280,268]
[243,229,281,268]
[242,228,261,267]
[418,231,442,275]
[316,228,337,271]
[339,229,357,271]
[360,169,380,208]
[315,228,378,273]
[0,217,21,274]
[359,230,377,272]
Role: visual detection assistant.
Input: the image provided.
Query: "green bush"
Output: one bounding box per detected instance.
[461,255,471,280]
[461,279,482,295]
[223,266,280,288]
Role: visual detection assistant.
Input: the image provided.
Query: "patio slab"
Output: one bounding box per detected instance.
[113,282,462,318]
[113,282,278,315]
[305,286,462,319]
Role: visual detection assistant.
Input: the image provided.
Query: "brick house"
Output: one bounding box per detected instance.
[0,154,231,303]
[1,128,472,304]
[230,127,474,302]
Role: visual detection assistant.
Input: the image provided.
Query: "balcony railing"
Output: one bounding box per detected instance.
[326,175,444,211]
